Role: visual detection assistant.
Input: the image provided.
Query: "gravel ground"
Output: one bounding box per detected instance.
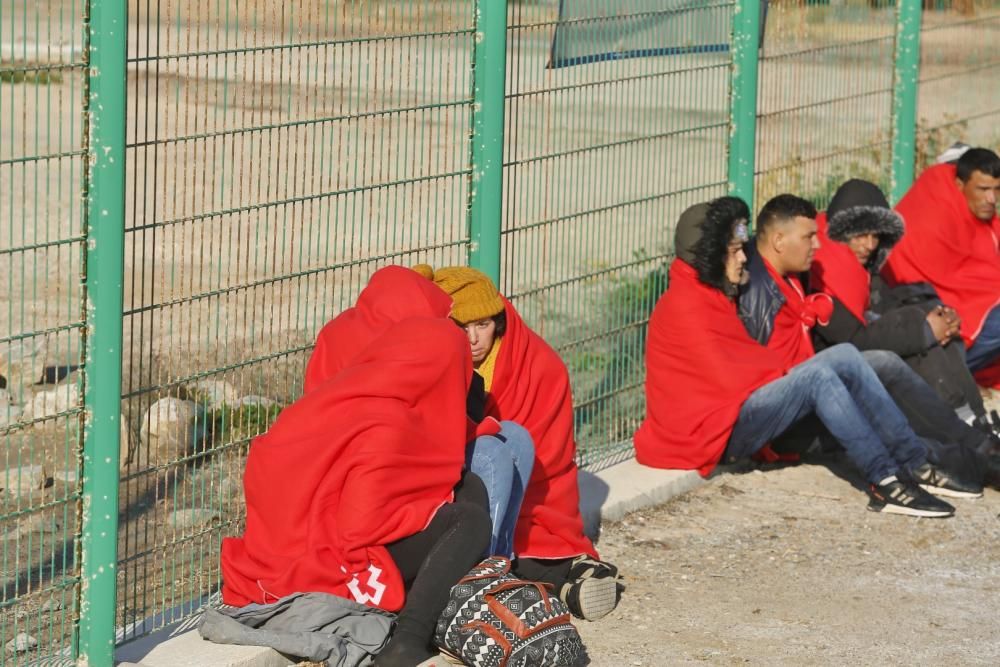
[575,459,1000,666]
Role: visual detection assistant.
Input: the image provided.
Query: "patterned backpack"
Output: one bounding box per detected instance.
[434,557,587,667]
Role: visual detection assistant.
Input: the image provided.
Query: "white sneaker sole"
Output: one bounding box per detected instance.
[574,576,619,621]
[918,483,983,500]
[868,501,953,518]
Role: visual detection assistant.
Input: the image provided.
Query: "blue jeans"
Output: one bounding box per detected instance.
[966,305,1000,372]
[466,421,534,558]
[726,344,927,484]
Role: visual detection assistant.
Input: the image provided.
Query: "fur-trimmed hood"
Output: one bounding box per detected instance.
[825,179,904,273]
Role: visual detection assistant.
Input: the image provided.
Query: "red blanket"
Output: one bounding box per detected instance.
[221,318,472,611]
[809,212,872,323]
[760,256,829,368]
[882,164,1000,345]
[634,261,785,475]
[488,298,598,560]
[303,266,453,393]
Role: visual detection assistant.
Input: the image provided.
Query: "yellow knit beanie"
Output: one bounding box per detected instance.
[412,264,504,325]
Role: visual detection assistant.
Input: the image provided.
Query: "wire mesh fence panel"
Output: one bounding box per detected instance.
[755,0,898,211]
[501,1,734,470]
[118,0,475,642]
[0,0,86,663]
[916,0,1000,169]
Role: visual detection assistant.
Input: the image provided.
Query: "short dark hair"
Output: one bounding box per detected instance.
[492,310,507,338]
[956,147,1000,182]
[756,194,817,235]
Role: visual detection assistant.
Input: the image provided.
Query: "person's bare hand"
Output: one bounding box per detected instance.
[941,306,961,338]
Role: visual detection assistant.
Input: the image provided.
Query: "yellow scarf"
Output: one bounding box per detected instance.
[476,337,502,393]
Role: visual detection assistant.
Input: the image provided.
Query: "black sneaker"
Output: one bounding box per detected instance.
[867,477,955,518]
[910,462,983,499]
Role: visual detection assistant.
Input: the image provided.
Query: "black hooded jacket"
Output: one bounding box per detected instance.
[809,179,938,355]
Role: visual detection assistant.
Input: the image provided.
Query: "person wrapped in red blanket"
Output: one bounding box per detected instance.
[222,318,492,666]
[882,148,1000,377]
[807,179,1000,485]
[412,264,623,622]
[636,195,974,517]
[302,265,454,394]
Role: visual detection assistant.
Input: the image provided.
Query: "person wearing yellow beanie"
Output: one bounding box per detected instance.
[412,264,506,391]
[414,263,624,622]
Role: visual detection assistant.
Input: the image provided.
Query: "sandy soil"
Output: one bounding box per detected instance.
[576,459,1000,666]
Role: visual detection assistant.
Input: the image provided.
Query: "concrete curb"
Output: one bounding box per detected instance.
[114,457,702,667]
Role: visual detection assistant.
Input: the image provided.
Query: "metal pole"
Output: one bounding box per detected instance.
[727,0,762,215]
[80,0,127,662]
[467,0,507,285]
[890,0,923,204]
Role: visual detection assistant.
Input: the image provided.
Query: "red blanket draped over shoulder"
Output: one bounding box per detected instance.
[634,261,785,475]
[882,163,1000,345]
[221,318,472,611]
[809,212,872,323]
[303,266,453,393]
[488,298,598,560]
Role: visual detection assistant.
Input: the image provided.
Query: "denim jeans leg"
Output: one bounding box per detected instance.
[812,345,927,472]
[728,348,901,484]
[466,422,535,558]
[966,305,1000,372]
[495,421,534,557]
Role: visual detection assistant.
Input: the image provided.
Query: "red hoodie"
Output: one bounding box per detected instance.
[882,163,1000,345]
[487,298,598,560]
[222,318,472,611]
[634,261,785,474]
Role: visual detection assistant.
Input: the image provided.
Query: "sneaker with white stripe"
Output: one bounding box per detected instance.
[867,476,955,518]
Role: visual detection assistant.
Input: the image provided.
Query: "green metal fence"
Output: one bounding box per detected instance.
[1,0,999,663]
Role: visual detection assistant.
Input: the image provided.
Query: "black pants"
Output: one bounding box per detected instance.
[384,472,491,650]
[512,557,573,590]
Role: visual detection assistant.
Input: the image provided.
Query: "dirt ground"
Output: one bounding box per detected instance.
[575,459,1000,666]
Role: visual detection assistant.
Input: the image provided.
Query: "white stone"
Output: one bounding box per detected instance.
[0,336,47,397]
[5,632,37,653]
[20,384,80,423]
[1,465,48,498]
[140,398,202,465]
[232,395,279,409]
[17,513,61,535]
[185,380,240,411]
[171,508,220,530]
[0,389,22,427]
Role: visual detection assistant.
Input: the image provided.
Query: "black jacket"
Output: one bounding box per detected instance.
[738,244,786,346]
[811,275,935,356]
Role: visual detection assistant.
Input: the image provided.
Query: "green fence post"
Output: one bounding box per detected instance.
[890,0,923,204]
[467,0,507,284]
[80,0,127,662]
[727,0,762,213]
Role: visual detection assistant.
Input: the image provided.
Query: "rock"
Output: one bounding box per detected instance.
[233,395,279,409]
[185,380,240,411]
[21,384,80,423]
[171,508,220,530]
[0,336,47,398]
[18,513,60,535]
[40,597,63,612]
[1,465,48,498]
[52,469,77,485]
[5,632,37,653]
[0,389,22,428]
[139,398,203,465]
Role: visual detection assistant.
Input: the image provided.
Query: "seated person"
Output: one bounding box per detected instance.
[413,264,623,621]
[882,148,1000,373]
[807,179,1000,474]
[222,318,492,667]
[635,196,974,518]
[739,194,986,496]
[303,264,534,562]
